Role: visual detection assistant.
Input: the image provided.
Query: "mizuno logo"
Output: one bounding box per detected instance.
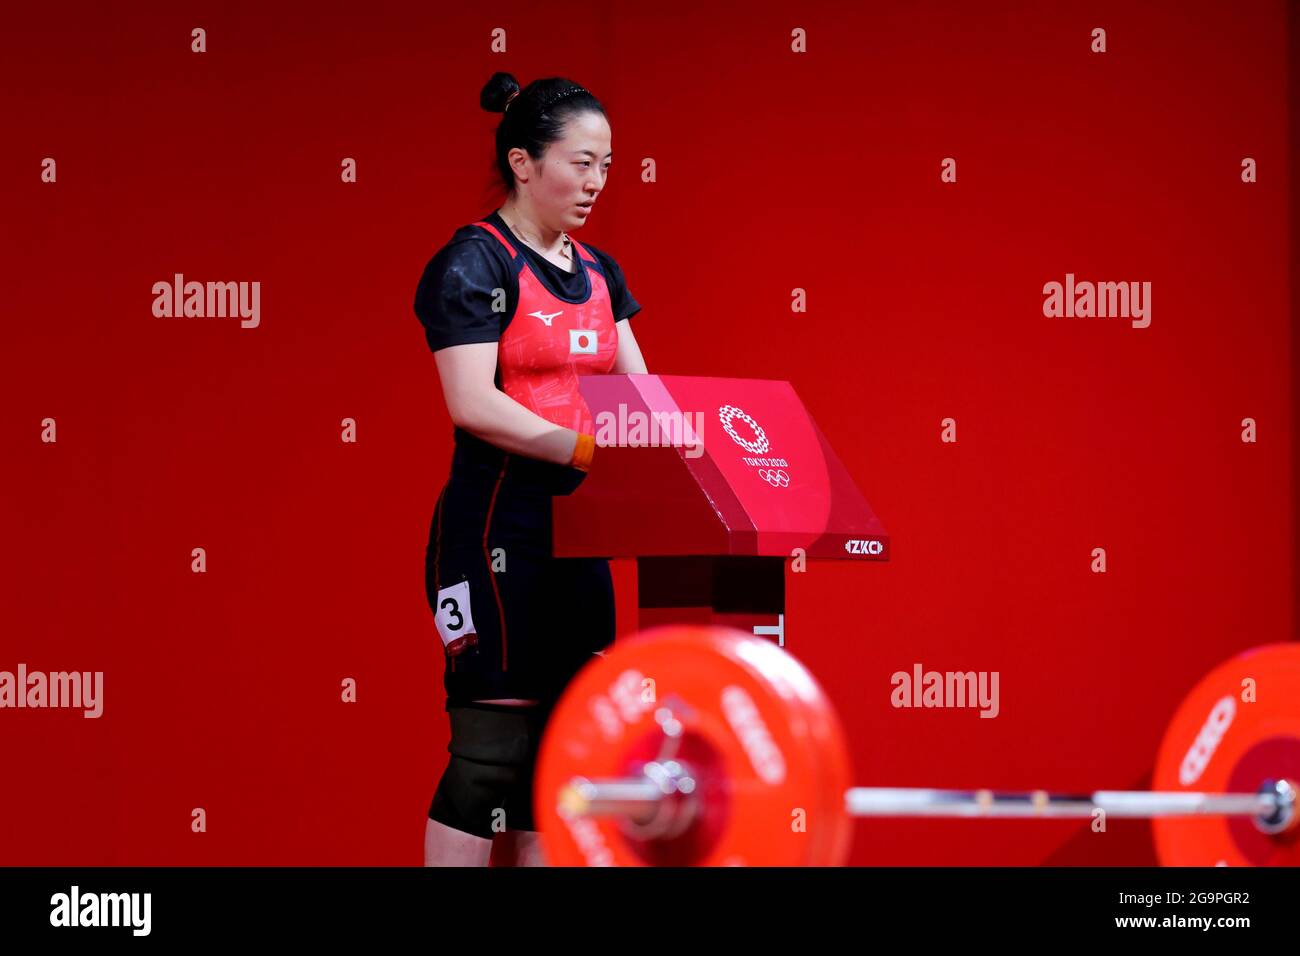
[530,310,562,326]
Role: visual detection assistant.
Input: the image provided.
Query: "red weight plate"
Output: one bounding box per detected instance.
[658,625,855,865]
[535,625,852,865]
[1152,643,1300,866]
[669,628,845,865]
[719,631,854,865]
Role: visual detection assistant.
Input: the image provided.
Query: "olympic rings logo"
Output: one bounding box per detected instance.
[718,404,770,454]
[757,469,790,488]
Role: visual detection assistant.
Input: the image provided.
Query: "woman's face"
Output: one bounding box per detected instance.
[514,110,612,232]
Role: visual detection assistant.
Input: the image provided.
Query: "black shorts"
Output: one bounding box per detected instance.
[425,427,616,705]
[428,699,551,838]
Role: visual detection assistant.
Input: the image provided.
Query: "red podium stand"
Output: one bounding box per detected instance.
[552,374,889,642]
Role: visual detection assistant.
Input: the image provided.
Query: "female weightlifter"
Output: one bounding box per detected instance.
[412,72,648,866]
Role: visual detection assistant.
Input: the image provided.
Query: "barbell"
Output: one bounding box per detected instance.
[533,626,1300,866]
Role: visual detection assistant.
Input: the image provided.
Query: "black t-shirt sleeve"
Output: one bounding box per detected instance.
[413,235,512,353]
[591,247,642,322]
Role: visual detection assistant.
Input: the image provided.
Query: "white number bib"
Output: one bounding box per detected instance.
[434,579,477,649]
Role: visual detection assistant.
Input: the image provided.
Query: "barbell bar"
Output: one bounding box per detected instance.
[559,777,1298,829]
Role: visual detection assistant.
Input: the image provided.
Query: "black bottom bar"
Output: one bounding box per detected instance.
[1,866,1291,942]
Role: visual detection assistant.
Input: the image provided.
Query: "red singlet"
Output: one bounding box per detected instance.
[472,220,618,437]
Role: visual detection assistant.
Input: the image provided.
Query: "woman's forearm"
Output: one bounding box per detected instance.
[455,388,579,466]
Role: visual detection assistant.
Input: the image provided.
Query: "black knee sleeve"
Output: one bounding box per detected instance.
[428,701,551,840]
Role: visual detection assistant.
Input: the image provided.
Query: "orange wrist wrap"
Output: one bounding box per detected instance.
[571,432,596,472]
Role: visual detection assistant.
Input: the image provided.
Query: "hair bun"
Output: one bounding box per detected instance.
[480,72,521,114]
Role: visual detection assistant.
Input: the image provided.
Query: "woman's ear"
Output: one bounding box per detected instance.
[507,147,532,187]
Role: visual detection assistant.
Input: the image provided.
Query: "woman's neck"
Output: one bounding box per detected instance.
[498,201,565,255]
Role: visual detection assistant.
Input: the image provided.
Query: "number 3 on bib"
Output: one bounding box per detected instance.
[435,578,478,657]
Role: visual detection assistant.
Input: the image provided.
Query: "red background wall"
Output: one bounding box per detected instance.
[1,1,1293,865]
